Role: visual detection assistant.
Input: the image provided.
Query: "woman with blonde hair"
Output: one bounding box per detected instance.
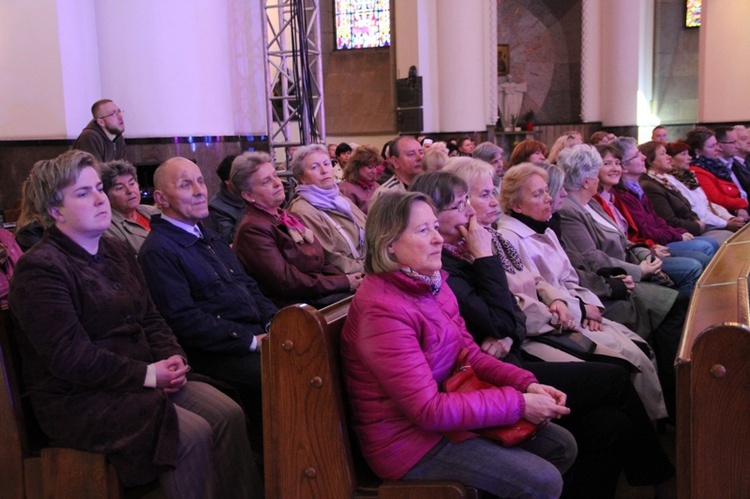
[496,163,668,420]
[341,190,576,498]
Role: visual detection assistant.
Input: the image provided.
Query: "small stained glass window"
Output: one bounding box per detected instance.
[335,0,391,50]
[686,0,701,28]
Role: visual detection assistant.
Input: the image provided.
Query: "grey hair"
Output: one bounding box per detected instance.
[536,162,565,200]
[290,143,329,179]
[100,160,137,193]
[230,151,274,194]
[472,142,503,163]
[557,144,602,191]
[612,136,638,160]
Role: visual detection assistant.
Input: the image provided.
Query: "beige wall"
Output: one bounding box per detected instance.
[0,0,67,139]
[699,0,750,122]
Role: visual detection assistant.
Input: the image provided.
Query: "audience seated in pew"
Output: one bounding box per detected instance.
[341,191,577,498]
[338,144,382,214]
[593,143,704,296]
[555,146,688,419]
[204,154,244,245]
[231,151,361,308]
[612,137,718,274]
[100,159,159,254]
[138,157,278,434]
[638,141,734,245]
[493,164,668,420]
[686,126,750,218]
[8,150,261,498]
[411,168,676,499]
[288,144,367,274]
[665,141,747,234]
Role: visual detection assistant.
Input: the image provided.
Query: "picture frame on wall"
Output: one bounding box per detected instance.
[497,44,509,76]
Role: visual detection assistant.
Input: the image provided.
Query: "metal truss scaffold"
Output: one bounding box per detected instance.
[262,0,325,163]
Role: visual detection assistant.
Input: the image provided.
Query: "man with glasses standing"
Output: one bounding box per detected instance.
[73,99,126,162]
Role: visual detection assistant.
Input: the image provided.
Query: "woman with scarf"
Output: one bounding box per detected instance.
[665,141,746,232]
[338,144,382,214]
[638,141,734,244]
[413,167,676,499]
[340,190,576,498]
[495,163,668,421]
[686,126,750,217]
[610,137,718,268]
[231,151,361,308]
[289,144,367,274]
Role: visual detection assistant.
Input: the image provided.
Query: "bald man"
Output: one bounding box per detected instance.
[139,157,277,429]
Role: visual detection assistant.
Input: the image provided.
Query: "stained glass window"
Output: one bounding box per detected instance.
[335,0,390,50]
[686,0,701,28]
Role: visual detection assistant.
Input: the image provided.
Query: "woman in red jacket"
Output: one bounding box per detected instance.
[340,191,576,498]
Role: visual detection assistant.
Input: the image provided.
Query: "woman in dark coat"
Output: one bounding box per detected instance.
[9,150,260,498]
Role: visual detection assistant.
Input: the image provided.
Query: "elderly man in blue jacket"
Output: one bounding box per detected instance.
[139,157,278,423]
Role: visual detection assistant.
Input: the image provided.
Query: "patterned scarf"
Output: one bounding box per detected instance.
[669,169,701,190]
[647,172,679,192]
[484,226,524,274]
[399,266,442,295]
[443,240,474,263]
[256,205,315,244]
[691,155,733,182]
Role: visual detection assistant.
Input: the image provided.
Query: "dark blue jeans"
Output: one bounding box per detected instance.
[403,423,576,498]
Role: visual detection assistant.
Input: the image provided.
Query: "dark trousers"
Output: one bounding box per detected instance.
[521,359,675,499]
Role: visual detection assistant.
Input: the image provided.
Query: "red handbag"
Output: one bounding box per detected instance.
[442,348,542,447]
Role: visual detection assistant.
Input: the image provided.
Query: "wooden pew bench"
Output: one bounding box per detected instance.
[1,307,160,499]
[677,226,750,498]
[262,298,478,499]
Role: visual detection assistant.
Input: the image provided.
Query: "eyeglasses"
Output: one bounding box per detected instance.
[444,200,468,212]
[98,109,124,120]
[622,153,639,164]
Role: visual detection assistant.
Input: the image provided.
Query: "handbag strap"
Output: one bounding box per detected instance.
[453,347,471,373]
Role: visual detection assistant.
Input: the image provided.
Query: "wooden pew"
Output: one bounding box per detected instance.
[677,226,750,498]
[262,298,477,499]
[0,307,123,499]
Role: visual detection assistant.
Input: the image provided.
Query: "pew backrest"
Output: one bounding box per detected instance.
[677,226,750,498]
[262,298,476,499]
